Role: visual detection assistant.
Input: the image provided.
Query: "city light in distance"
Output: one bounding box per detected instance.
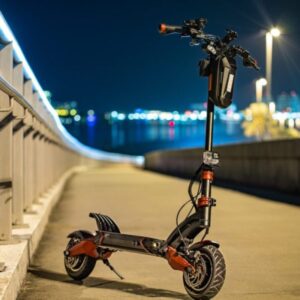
[105,107,243,124]
[104,105,300,131]
[74,115,81,122]
[70,109,77,116]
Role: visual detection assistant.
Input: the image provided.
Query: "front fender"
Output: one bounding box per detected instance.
[190,240,220,250]
[166,211,206,248]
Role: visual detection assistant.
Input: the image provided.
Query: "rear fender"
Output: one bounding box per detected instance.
[66,230,98,258]
[67,230,94,240]
[67,240,99,258]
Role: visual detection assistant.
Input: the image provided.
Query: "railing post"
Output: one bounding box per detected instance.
[39,104,47,195]
[35,120,42,200]
[45,127,52,191]
[23,80,34,212]
[32,92,39,203]
[12,62,25,225]
[0,43,13,241]
[40,124,47,195]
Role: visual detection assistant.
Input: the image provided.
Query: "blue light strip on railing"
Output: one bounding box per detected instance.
[0,12,144,165]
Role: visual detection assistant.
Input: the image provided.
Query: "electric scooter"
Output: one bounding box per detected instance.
[64,17,259,299]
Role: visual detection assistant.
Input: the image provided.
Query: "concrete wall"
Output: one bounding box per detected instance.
[145,138,300,195]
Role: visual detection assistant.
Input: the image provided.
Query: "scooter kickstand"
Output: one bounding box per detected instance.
[103,259,124,280]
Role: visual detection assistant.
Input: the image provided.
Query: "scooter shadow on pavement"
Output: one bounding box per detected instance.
[28,266,190,300]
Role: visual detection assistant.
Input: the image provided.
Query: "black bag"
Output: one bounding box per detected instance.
[200,55,237,108]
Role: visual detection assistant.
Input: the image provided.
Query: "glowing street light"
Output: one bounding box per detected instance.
[270,28,281,37]
[265,27,281,102]
[256,78,267,102]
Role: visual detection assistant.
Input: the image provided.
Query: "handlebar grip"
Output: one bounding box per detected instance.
[159,23,182,34]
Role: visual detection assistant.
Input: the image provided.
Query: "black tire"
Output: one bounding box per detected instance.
[183,245,226,300]
[64,237,96,280]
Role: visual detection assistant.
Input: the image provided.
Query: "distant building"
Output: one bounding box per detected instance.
[276,92,290,112]
[290,91,300,112]
[276,91,300,112]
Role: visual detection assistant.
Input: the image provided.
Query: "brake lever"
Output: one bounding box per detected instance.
[243,55,260,70]
[234,46,259,70]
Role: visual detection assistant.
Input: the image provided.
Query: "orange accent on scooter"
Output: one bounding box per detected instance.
[198,196,209,207]
[166,247,195,272]
[201,170,214,181]
[69,240,98,258]
[160,24,167,33]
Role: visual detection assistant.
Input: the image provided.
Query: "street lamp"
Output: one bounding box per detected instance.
[265,27,281,102]
[256,78,267,102]
[270,28,281,37]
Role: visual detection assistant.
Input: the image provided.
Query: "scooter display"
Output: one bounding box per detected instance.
[64,17,258,299]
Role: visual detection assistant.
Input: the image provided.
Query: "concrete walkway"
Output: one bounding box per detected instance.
[17,164,300,300]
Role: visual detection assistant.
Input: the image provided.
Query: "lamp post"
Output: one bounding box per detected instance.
[265,27,280,102]
[256,78,267,102]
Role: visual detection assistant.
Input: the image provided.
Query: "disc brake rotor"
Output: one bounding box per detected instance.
[65,238,87,271]
[184,251,212,292]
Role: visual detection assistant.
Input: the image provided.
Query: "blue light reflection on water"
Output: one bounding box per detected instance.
[66,118,253,156]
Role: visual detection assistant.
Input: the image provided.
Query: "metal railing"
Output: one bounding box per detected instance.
[0,12,143,244]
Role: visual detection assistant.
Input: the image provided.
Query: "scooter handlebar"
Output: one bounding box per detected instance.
[158,20,260,71]
[159,23,182,35]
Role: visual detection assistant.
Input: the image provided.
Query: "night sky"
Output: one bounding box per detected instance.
[1,0,300,113]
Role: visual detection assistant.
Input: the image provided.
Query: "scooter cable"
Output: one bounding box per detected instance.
[175,164,204,248]
[188,163,204,208]
[175,198,194,249]
[175,182,202,249]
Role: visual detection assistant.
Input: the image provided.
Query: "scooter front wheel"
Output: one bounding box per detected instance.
[183,245,226,299]
[64,236,96,280]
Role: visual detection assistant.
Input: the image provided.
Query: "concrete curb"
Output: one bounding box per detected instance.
[0,166,85,300]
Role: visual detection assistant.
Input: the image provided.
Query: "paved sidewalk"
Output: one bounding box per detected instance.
[17,164,300,300]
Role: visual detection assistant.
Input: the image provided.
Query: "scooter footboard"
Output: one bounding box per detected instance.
[89,212,165,257]
[99,231,165,257]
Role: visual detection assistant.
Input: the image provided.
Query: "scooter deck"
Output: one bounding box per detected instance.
[97,231,165,256]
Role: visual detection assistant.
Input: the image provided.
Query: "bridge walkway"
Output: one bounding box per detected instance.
[17,164,300,300]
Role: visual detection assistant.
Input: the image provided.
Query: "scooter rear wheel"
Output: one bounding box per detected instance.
[64,237,96,280]
[183,245,226,299]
